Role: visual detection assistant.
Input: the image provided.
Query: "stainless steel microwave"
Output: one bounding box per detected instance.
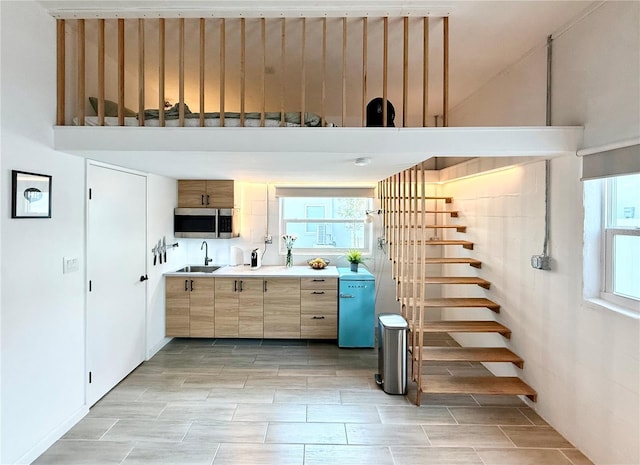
[174,208,239,239]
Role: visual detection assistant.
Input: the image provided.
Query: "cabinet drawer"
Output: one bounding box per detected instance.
[301,289,337,313]
[301,277,337,290]
[300,312,337,339]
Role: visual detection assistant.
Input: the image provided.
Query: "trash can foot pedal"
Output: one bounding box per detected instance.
[374,373,383,386]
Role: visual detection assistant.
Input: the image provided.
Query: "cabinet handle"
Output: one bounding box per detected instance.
[312,279,325,282]
[239,280,244,292]
[311,291,325,295]
[184,279,188,292]
[190,280,194,291]
[234,280,237,292]
[264,281,268,292]
[312,316,325,320]
[206,194,210,205]
[201,194,205,205]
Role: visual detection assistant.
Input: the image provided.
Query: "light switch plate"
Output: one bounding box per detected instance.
[63,257,79,273]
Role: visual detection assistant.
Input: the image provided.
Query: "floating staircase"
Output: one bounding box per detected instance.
[378,170,536,406]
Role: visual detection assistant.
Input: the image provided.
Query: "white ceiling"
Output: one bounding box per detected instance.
[40,0,593,182]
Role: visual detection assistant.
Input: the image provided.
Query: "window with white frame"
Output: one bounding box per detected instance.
[602,173,640,305]
[277,187,374,255]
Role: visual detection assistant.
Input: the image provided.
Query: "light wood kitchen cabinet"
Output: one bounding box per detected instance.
[263,278,301,338]
[300,277,338,339]
[214,277,264,337]
[178,180,235,208]
[165,276,214,337]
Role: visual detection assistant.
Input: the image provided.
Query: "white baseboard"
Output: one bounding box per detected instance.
[15,405,89,465]
[147,336,172,360]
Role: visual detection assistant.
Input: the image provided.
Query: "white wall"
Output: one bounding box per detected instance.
[1,2,87,463]
[445,3,640,464]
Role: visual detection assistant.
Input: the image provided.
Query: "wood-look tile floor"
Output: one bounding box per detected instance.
[34,338,594,465]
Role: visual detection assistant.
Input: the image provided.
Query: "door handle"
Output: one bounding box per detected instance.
[139,275,148,282]
[184,279,188,291]
[234,280,238,292]
[340,293,355,298]
[264,281,268,292]
[206,194,210,205]
[201,194,205,205]
[239,280,244,292]
[190,280,194,291]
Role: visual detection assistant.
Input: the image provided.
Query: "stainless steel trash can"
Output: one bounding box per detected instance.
[375,313,408,395]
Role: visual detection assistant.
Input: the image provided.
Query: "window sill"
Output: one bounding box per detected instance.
[584,297,640,320]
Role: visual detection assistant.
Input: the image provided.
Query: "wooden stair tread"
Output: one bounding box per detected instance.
[415,321,512,339]
[394,258,482,268]
[425,277,491,289]
[393,240,474,250]
[403,297,500,312]
[419,347,523,368]
[393,196,452,203]
[393,210,459,217]
[421,375,537,401]
[400,225,467,233]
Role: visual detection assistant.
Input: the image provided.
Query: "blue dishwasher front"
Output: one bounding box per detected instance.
[338,267,375,348]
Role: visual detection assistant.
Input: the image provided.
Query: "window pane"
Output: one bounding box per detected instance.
[610,173,640,228]
[305,205,325,233]
[613,234,640,300]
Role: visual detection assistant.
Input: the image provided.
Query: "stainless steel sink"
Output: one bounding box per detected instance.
[175,265,220,273]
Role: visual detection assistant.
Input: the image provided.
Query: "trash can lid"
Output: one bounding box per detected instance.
[378,313,408,329]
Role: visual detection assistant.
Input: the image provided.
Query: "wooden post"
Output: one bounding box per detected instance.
[118,19,125,126]
[362,17,367,127]
[56,19,65,126]
[98,19,105,126]
[301,18,306,128]
[443,16,449,127]
[138,19,145,126]
[240,18,246,127]
[158,18,165,127]
[423,16,429,127]
[77,19,85,126]
[179,18,185,126]
[403,17,408,128]
[220,18,225,127]
[383,17,388,128]
[199,18,205,127]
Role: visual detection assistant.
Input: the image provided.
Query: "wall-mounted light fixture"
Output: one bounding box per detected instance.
[354,157,372,166]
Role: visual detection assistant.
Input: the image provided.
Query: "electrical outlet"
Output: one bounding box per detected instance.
[264,234,273,244]
[63,257,79,273]
[531,254,551,270]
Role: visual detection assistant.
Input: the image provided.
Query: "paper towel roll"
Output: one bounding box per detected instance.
[230,246,243,266]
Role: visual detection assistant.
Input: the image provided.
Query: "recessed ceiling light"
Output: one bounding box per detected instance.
[354,157,371,166]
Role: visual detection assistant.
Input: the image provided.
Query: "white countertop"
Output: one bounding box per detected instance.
[165,265,339,278]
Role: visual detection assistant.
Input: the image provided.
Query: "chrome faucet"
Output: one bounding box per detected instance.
[201,241,212,266]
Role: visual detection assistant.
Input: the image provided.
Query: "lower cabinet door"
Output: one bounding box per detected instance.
[264,278,301,338]
[190,278,215,337]
[166,277,190,337]
[239,278,264,338]
[214,278,239,337]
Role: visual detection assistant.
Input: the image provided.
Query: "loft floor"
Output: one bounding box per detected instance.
[34,337,593,465]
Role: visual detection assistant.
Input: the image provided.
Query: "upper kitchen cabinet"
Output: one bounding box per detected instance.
[178,180,236,208]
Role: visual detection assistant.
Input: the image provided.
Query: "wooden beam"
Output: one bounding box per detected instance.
[158,18,165,127]
[342,17,347,127]
[301,17,306,128]
[76,19,85,126]
[403,16,408,128]
[138,19,145,126]
[321,17,326,127]
[362,17,367,127]
[220,18,225,127]
[98,19,105,126]
[443,16,449,127]
[56,19,65,126]
[280,18,286,127]
[179,18,185,126]
[261,17,266,127]
[118,18,125,126]
[383,16,388,128]
[199,18,205,127]
[423,16,429,127]
[240,18,246,127]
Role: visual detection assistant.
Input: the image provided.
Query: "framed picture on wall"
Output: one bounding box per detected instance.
[11,170,52,218]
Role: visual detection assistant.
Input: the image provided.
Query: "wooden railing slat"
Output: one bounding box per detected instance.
[56,19,65,126]
[159,18,165,127]
[118,18,125,126]
[138,19,145,126]
[77,19,85,126]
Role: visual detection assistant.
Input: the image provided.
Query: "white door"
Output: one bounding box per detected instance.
[87,163,147,406]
